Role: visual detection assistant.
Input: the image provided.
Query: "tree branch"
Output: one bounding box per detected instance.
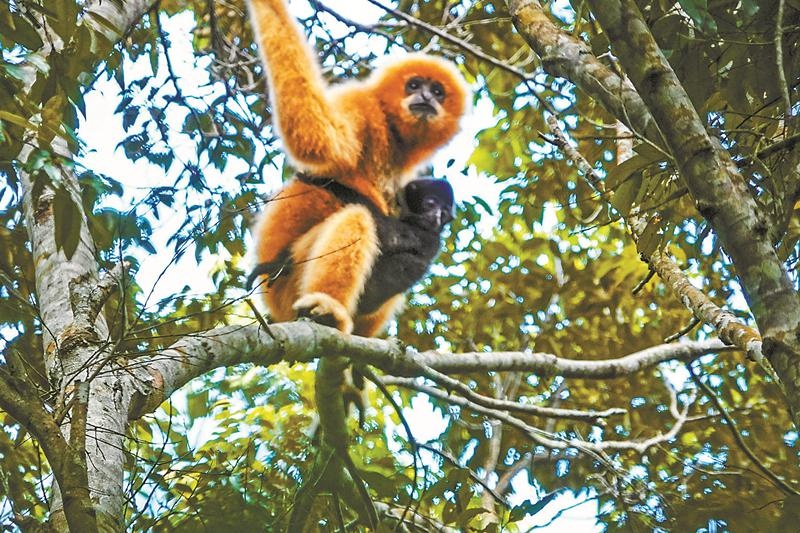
[587,0,800,427]
[127,322,732,419]
[0,369,97,532]
[543,98,764,362]
[504,0,664,145]
[688,363,800,496]
[62,381,98,533]
[413,339,731,378]
[15,0,166,526]
[417,442,510,510]
[382,377,625,422]
[373,501,459,532]
[69,261,129,327]
[365,0,538,84]
[389,369,692,455]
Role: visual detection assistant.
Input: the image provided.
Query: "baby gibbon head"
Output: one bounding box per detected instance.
[371,53,470,148]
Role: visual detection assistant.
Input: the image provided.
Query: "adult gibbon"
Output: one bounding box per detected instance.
[247,0,469,334]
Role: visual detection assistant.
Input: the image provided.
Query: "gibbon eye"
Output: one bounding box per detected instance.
[423,197,438,209]
[431,82,445,100]
[406,77,423,93]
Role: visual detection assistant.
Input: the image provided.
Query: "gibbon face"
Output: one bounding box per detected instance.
[372,53,470,144]
[402,178,455,229]
[404,76,447,119]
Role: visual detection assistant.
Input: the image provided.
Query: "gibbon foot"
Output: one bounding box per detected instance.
[293,292,354,333]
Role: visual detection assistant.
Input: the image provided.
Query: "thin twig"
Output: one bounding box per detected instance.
[359,367,421,530]
[687,362,800,496]
[364,0,550,102]
[384,376,626,422]
[417,442,510,509]
[664,317,700,343]
[773,0,792,120]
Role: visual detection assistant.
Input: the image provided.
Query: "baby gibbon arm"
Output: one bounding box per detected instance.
[247,0,361,170]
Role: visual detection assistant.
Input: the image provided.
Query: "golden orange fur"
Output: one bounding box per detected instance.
[248,0,470,334]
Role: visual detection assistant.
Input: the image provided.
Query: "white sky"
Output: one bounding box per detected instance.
[75,3,602,530]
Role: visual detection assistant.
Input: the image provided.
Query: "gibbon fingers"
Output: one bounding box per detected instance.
[247,0,469,335]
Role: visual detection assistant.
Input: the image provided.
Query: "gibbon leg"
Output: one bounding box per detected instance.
[293,205,379,333]
[353,294,406,337]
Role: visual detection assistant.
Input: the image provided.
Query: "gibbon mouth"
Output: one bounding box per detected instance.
[409,102,437,117]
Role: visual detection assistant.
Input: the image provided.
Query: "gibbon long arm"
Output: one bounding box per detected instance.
[248,0,361,170]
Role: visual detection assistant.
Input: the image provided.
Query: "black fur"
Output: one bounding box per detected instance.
[357,178,454,313]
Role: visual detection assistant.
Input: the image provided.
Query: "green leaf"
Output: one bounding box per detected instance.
[456,507,490,525]
[509,490,563,522]
[187,389,209,420]
[0,111,31,129]
[5,13,44,50]
[51,1,80,42]
[637,217,664,258]
[676,0,717,33]
[24,52,49,75]
[86,11,121,37]
[607,156,647,216]
[1,63,28,82]
[358,469,398,496]
[471,195,494,215]
[149,39,159,74]
[122,106,138,131]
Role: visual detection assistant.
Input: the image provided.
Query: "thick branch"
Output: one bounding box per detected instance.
[84,0,158,41]
[504,0,664,145]
[62,382,98,533]
[641,243,762,359]
[587,0,800,426]
[69,261,129,327]
[128,321,730,419]
[15,0,163,527]
[0,370,97,532]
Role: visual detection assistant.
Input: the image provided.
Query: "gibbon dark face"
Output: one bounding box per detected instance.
[405,76,447,119]
[402,178,454,228]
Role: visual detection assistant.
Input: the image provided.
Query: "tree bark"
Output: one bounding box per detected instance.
[586,0,800,427]
[505,0,664,146]
[13,1,159,529]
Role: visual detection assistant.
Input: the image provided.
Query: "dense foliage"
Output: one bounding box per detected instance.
[0,0,798,530]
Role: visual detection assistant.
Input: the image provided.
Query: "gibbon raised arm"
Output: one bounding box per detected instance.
[247,0,469,334]
[248,0,361,171]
